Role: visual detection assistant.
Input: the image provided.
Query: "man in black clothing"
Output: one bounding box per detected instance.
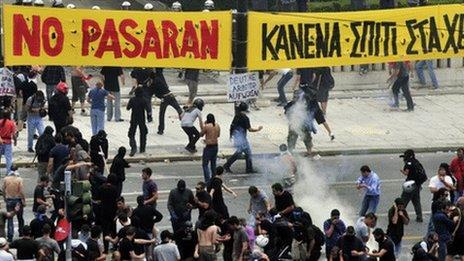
[369,228,396,261]
[89,130,108,174]
[33,176,51,213]
[110,146,130,197]
[130,67,153,122]
[89,166,106,226]
[168,180,195,232]
[127,88,150,157]
[194,181,212,220]
[387,198,409,257]
[48,82,72,133]
[30,205,54,239]
[87,225,107,261]
[10,225,42,258]
[400,149,425,222]
[101,66,124,122]
[271,183,295,218]
[132,195,163,237]
[41,66,66,103]
[223,102,263,173]
[337,226,366,261]
[147,70,183,135]
[35,126,55,179]
[98,174,119,253]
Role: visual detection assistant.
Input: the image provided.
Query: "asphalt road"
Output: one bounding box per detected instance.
[13,151,458,260]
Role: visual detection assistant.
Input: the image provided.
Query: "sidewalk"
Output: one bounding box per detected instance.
[10,93,464,167]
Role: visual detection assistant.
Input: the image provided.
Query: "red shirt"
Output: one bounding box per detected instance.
[0,119,16,144]
[450,156,464,193]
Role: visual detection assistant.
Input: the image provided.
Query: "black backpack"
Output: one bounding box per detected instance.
[414,160,428,185]
[311,224,325,247]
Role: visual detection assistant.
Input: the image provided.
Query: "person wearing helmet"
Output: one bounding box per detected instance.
[400,149,426,223]
[356,165,381,216]
[66,3,75,9]
[13,0,23,5]
[33,0,44,6]
[91,5,101,10]
[180,98,204,153]
[144,3,153,10]
[48,82,73,132]
[22,0,32,6]
[121,1,131,10]
[171,1,182,11]
[52,0,64,8]
[223,102,263,173]
[204,0,214,10]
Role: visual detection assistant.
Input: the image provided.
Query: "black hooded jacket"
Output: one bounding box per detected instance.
[35,126,56,162]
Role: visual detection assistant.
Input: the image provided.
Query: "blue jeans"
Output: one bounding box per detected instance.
[107,91,121,121]
[27,115,44,149]
[224,133,253,172]
[0,144,13,174]
[45,84,56,104]
[359,194,380,216]
[277,72,293,104]
[202,145,218,183]
[394,241,402,258]
[90,109,105,135]
[416,60,439,88]
[5,198,24,241]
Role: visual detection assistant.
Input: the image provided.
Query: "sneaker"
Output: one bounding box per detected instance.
[330,134,335,141]
[157,131,164,135]
[28,148,34,153]
[129,149,136,157]
[140,148,145,153]
[416,217,423,223]
[147,116,153,123]
[246,169,258,174]
[116,119,124,122]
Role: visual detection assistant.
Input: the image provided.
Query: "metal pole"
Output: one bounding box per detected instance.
[234,0,248,74]
[64,170,72,260]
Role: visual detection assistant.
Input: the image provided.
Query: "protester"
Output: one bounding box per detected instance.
[415,60,439,89]
[432,200,455,260]
[133,195,163,237]
[200,113,220,183]
[387,198,410,257]
[36,223,60,260]
[0,201,20,241]
[35,126,55,179]
[127,87,149,157]
[130,67,153,122]
[87,79,114,135]
[429,163,456,201]
[223,102,263,173]
[388,61,414,111]
[337,226,366,260]
[195,210,219,260]
[41,66,65,103]
[450,148,464,199]
[368,228,396,260]
[87,225,107,261]
[262,69,294,106]
[153,230,181,261]
[400,149,426,222]
[10,225,42,259]
[141,167,159,207]
[248,186,271,223]
[46,133,69,176]
[356,165,381,216]
[185,69,200,105]
[98,174,119,253]
[70,66,89,116]
[0,111,16,174]
[194,181,212,221]
[271,183,295,218]
[101,66,125,122]
[48,82,73,133]
[411,232,439,261]
[229,216,249,261]
[110,146,130,196]
[0,237,14,260]
[25,90,45,152]
[324,209,347,259]
[209,167,236,219]
[2,167,25,242]
[355,212,377,245]
[181,98,204,153]
[167,180,195,232]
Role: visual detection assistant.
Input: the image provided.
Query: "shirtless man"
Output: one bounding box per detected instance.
[195,210,220,260]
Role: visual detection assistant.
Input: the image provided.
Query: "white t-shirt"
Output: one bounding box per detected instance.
[0,249,14,261]
[181,108,202,127]
[428,175,453,200]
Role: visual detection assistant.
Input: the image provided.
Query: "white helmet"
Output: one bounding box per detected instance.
[204,0,214,10]
[144,3,153,10]
[33,0,44,6]
[52,0,64,7]
[256,235,269,248]
[91,5,101,10]
[202,9,210,12]
[121,1,131,9]
[171,1,182,11]
[66,3,76,9]
[22,0,32,5]
[402,180,416,193]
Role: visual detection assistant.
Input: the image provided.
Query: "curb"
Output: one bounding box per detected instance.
[10,145,460,168]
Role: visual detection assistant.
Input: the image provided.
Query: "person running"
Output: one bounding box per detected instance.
[400,149,427,222]
[181,98,204,153]
[388,61,414,112]
[200,113,220,183]
[0,111,17,174]
[223,102,263,174]
[25,90,45,153]
[127,88,150,157]
[87,79,114,135]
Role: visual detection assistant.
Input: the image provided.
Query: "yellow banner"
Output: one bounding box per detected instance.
[248,5,464,70]
[2,5,232,69]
